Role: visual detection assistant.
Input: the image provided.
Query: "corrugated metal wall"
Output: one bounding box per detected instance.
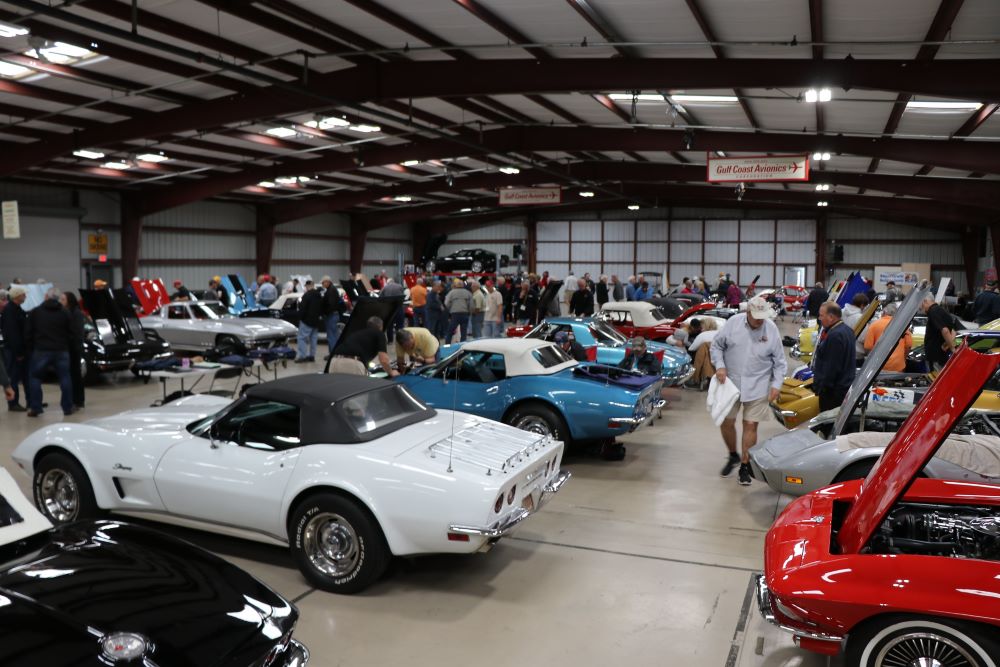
[273,213,351,283]
[0,182,83,290]
[536,215,816,289]
[362,223,413,279]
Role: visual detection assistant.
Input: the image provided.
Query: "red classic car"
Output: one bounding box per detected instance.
[758,285,808,311]
[756,331,1000,665]
[595,301,723,341]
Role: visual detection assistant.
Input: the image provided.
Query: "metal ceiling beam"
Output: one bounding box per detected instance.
[916,102,998,176]
[3,55,996,178]
[131,124,1000,215]
[865,0,965,177]
[563,0,637,59]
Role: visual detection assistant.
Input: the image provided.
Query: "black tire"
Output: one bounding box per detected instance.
[216,334,242,355]
[832,459,877,484]
[33,452,101,524]
[289,493,389,594]
[847,615,1000,667]
[504,402,568,442]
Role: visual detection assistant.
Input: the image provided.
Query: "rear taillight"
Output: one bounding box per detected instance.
[507,485,517,505]
[494,494,504,513]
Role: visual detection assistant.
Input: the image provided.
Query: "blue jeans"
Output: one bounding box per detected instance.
[470,313,484,338]
[297,323,318,359]
[325,314,341,353]
[483,320,503,338]
[447,313,469,342]
[28,350,73,414]
[3,348,28,407]
[413,306,427,327]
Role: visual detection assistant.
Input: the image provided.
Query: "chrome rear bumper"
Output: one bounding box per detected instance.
[448,470,571,539]
[754,574,844,643]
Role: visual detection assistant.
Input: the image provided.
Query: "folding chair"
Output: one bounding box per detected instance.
[205,366,245,398]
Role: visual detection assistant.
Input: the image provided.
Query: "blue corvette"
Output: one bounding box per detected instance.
[509,317,694,386]
[396,338,664,444]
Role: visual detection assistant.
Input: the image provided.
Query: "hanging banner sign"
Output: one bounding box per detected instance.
[88,232,109,254]
[706,154,810,183]
[1,200,19,239]
[498,186,562,206]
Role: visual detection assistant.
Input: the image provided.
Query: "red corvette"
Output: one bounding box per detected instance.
[759,285,808,311]
[757,332,1000,666]
[592,301,720,341]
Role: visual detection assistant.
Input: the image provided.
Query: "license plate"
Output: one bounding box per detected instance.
[521,495,535,511]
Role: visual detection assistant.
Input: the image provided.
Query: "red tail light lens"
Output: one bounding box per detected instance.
[507,485,516,505]
[494,494,504,513]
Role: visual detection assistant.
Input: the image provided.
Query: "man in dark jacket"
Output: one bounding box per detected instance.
[320,276,346,354]
[0,355,13,409]
[804,282,829,318]
[0,286,28,411]
[596,275,610,308]
[921,295,957,371]
[973,280,1000,325]
[570,279,594,316]
[426,281,447,340]
[295,281,324,362]
[618,337,662,375]
[25,288,75,416]
[812,302,856,412]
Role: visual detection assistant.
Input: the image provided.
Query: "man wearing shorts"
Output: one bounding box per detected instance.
[710,296,787,486]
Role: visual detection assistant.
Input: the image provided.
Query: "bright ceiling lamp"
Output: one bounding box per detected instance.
[579,191,595,197]
[137,153,168,163]
[460,207,472,212]
[905,100,983,113]
[812,152,831,161]
[815,184,830,191]
[0,61,30,77]
[0,22,29,38]
[817,201,829,207]
[670,94,738,104]
[73,149,104,159]
[607,93,664,102]
[265,126,297,138]
[804,88,832,103]
[26,42,95,65]
[305,116,350,129]
[349,124,381,133]
[499,166,520,175]
[103,161,129,170]
[394,195,412,202]
[258,181,275,188]
[401,160,420,166]
[627,204,640,211]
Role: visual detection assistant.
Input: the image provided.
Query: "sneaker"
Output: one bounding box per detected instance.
[738,463,752,486]
[720,453,740,477]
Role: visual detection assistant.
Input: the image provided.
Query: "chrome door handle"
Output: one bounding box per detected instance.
[486,386,499,395]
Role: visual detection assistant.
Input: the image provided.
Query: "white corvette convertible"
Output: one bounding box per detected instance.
[12,375,569,593]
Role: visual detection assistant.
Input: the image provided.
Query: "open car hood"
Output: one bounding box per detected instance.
[837,331,1000,553]
[831,281,930,438]
[79,288,146,344]
[328,295,402,360]
[422,233,448,262]
[129,278,170,316]
[220,274,258,314]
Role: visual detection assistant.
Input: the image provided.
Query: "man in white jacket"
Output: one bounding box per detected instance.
[710,297,787,486]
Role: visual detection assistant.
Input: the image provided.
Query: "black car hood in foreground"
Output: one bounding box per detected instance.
[0,520,297,667]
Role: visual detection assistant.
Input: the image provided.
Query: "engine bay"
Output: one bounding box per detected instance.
[868,502,1000,561]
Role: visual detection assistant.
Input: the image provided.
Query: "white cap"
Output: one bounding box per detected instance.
[747,296,776,320]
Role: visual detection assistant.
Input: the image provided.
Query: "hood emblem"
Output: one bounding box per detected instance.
[101,632,150,662]
[112,463,132,472]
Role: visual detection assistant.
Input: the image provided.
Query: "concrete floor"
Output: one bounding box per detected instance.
[0,318,839,667]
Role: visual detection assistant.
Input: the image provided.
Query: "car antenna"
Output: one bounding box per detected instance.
[447,354,459,473]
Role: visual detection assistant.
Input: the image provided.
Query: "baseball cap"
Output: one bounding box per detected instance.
[485,280,494,288]
[747,296,776,320]
[173,280,182,287]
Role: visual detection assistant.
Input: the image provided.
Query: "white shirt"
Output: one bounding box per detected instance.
[688,330,718,353]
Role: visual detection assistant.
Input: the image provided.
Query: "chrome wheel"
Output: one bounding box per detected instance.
[471,260,483,273]
[876,632,978,667]
[514,415,553,436]
[425,260,436,273]
[302,512,360,577]
[38,469,80,522]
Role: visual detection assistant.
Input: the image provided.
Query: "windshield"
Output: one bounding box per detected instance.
[341,385,428,435]
[648,307,670,323]
[192,303,229,319]
[532,344,574,368]
[590,320,627,346]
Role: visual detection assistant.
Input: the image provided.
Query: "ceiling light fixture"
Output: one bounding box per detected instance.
[73,149,104,159]
[905,100,983,113]
[669,94,738,104]
[499,166,520,175]
[460,207,472,213]
[349,124,381,133]
[304,116,350,129]
[401,160,420,167]
[627,204,640,211]
[817,201,829,207]
[137,153,168,163]
[102,161,129,170]
[815,184,830,191]
[607,92,663,102]
[0,61,30,77]
[275,176,298,185]
[579,191,595,197]
[394,195,412,202]
[0,22,29,38]
[265,126,297,138]
[257,181,275,188]
[812,152,831,161]
[804,88,832,103]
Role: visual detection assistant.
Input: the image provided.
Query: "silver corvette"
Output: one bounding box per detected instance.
[750,281,1000,496]
[142,300,297,353]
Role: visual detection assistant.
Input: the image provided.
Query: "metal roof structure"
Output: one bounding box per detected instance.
[0,0,997,275]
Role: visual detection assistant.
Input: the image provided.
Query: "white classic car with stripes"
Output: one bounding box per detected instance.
[12,375,569,594]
